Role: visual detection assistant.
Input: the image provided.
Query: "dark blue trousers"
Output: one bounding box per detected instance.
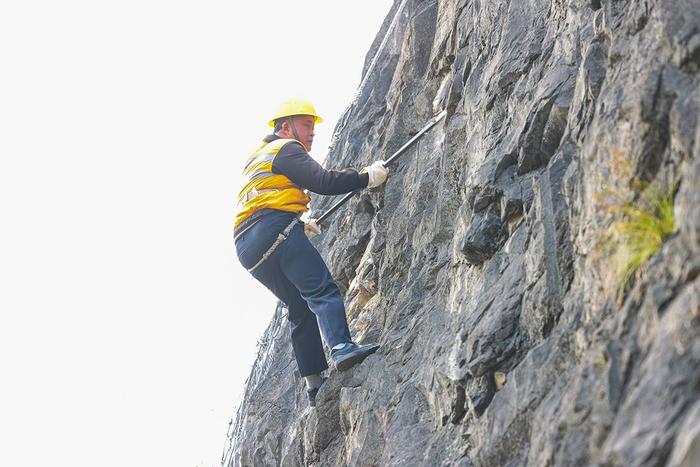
[235,210,352,376]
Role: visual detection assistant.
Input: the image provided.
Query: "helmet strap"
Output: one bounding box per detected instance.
[287,115,301,142]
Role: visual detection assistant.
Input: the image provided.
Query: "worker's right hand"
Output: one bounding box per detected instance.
[304,219,321,239]
[363,160,388,188]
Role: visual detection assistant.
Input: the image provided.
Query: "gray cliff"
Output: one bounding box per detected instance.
[223,0,700,465]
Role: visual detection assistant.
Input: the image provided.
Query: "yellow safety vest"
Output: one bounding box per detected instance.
[234,138,311,227]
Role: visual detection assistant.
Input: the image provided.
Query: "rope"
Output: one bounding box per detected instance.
[246,216,300,273]
[329,0,409,150]
[354,0,409,103]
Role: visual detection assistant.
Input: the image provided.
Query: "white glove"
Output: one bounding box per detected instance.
[363,160,388,188]
[304,219,321,239]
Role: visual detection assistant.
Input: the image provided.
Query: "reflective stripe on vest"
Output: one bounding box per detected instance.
[234,138,311,227]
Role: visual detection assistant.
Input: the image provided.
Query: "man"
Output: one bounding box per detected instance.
[234,98,388,406]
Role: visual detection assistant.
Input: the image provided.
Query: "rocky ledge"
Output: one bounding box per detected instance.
[224,1,700,465]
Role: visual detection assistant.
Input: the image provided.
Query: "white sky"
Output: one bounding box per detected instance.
[0,1,393,466]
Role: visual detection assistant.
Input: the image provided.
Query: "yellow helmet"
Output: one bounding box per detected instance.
[268,98,323,127]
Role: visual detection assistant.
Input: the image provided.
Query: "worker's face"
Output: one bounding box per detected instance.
[284,115,315,151]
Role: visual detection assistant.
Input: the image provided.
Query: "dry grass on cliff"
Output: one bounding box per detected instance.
[594,148,677,301]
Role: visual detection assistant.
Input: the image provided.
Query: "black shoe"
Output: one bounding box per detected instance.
[331,342,380,371]
[307,378,326,407]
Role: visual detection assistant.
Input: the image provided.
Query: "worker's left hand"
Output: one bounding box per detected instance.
[363,160,388,188]
[304,219,321,239]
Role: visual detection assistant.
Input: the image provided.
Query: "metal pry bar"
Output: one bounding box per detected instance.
[316,109,447,224]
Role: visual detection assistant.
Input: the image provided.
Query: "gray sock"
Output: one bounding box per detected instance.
[332,342,351,351]
[305,373,323,389]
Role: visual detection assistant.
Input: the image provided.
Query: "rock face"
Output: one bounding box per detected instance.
[223,1,700,465]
